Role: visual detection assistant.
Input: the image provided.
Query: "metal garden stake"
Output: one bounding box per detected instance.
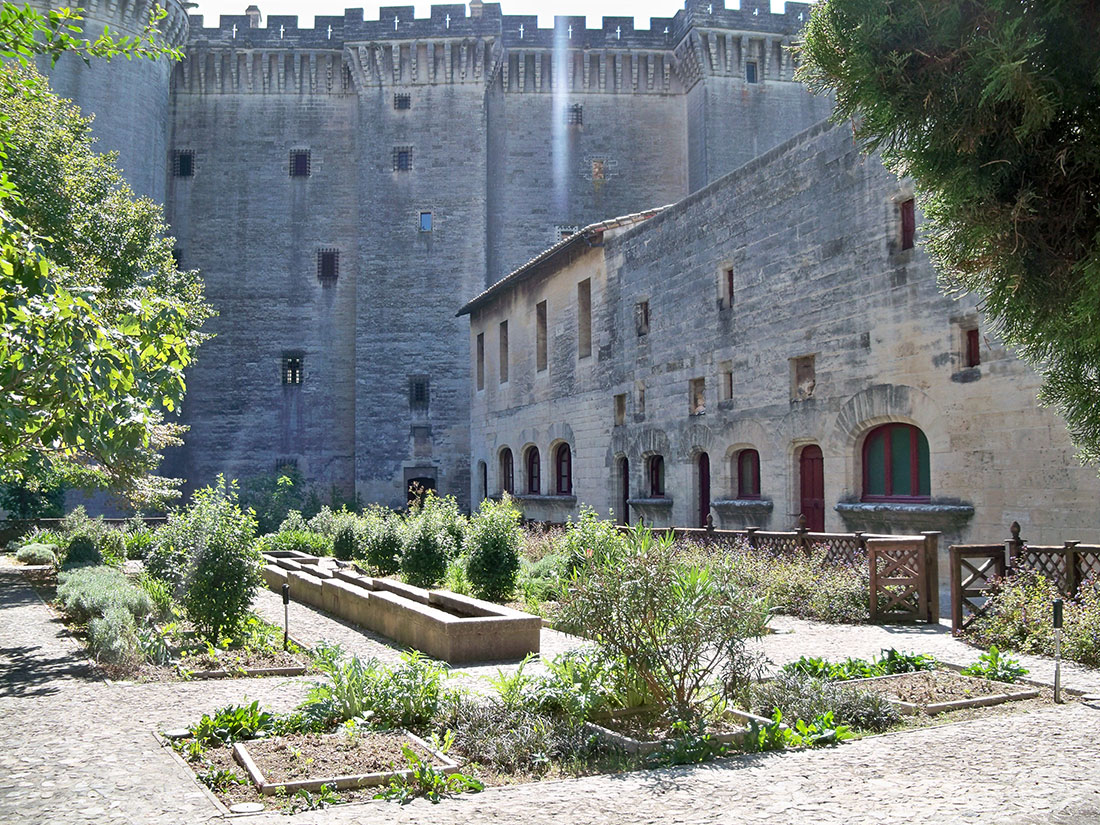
[282,583,291,651]
[1053,597,1063,703]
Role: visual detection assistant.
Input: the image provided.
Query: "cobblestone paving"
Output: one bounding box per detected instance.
[2,564,1098,825]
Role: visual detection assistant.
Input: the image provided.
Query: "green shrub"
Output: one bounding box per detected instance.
[752,671,901,733]
[961,645,1028,682]
[189,701,275,746]
[124,517,156,560]
[1065,580,1100,668]
[518,553,566,603]
[442,556,472,595]
[400,508,454,588]
[16,543,57,566]
[781,650,936,682]
[56,565,154,624]
[99,530,127,567]
[558,525,768,722]
[362,507,402,574]
[332,514,362,561]
[87,605,140,666]
[61,534,102,569]
[145,514,191,591]
[278,509,308,533]
[181,479,263,642]
[416,492,467,557]
[307,506,343,538]
[136,572,176,621]
[966,569,1058,656]
[465,498,523,602]
[257,529,333,557]
[562,507,624,576]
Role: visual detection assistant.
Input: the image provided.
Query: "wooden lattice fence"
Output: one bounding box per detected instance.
[949,522,1100,634]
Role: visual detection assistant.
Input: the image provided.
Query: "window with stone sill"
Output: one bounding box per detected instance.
[862,423,930,502]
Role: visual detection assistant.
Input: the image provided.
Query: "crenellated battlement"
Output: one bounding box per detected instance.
[35,0,191,48]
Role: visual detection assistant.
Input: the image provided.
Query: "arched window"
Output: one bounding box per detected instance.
[526,447,541,494]
[648,455,665,497]
[737,449,760,499]
[555,444,572,495]
[862,423,930,501]
[499,448,514,495]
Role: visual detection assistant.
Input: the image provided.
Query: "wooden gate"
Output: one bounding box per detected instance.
[949,546,1007,634]
[869,537,936,623]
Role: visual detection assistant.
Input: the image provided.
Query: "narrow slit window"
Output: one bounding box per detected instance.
[719,361,733,401]
[689,378,706,415]
[409,376,429,410]
[745,61,758,83]
[648,455,665,497]
[724,267,735,309]
[965,327,981,368]
[290,150,310,177]
[500,448,514,494]
[577,279,592,359]
[174,150,194,177]
[536,301,548,372]
[499,320,509,384]
[635,300,650,336]
[318,249,339,283]
[526,447,541,494]
[614,393,626,426]
[476,333,485,391]
[419,211,433,232]
[900,198,916,250]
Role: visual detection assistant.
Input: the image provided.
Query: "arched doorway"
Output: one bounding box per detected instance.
[697,452,710,527]
[407,476,436,509]
[799,445,824,531]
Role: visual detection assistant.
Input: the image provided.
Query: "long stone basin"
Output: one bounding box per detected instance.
[260,551,541,664]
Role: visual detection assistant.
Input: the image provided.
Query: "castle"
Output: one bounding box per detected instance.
[34,0,1100,547]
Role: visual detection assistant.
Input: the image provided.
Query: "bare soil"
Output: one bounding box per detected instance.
[244,731,438,783]
[852,670,1032,706]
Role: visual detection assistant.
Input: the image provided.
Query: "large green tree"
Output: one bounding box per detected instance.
[798,0,1100,461]
[0,5,208,503]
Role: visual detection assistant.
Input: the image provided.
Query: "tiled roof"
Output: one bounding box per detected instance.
[456,207,668,316]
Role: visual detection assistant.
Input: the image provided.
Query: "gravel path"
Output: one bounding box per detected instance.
[2,561,1098,825]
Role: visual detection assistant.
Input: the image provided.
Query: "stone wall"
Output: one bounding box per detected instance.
[467,120,1100,547]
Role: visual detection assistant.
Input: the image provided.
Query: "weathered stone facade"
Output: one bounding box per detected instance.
[37,0,834,508]
[463,121,1100,555]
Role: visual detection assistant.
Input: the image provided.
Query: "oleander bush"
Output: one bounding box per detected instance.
[16,542,57,566]
[416,492,467,557]
[562,507,624,577]
[752,670,901,733]
[465,497,523,602]
[362,506,402,574]
[124,522,156,560]
[57,565,154,624]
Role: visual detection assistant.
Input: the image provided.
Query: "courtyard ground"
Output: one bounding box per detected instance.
[2,563,1099,825]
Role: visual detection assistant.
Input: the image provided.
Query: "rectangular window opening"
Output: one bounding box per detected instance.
[499,320,509,384]
[394,93,411,110]
[719,361,733,401]
[419,211,433,232]
[689,377,706,415]
[965,327,981,368]
[614,393,626,426]
[318,249,339,283]
[174,150,194,178]
[476,332,485,391]
[409,376,430,410]
[636,381,646,418]
[577,279,592,359]
[900,198,916,250]
[790,354,816,401]
[745,61,758,83]
[566,103,583,125]
[724,267,735,309]
[282,354,303,386]
[536,301,548,373]
[635,300,650,336]
[393,146,413,172]
[290,149,311,177]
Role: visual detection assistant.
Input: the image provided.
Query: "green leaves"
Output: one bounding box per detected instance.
[799,0,1100,465]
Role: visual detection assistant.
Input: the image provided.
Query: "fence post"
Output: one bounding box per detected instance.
[746,527,758,549]
[795,513,809,554]
[1065,541,1080,597]
[1006,521,1025,571]
[921,531,941,624]
[950,545,963,635]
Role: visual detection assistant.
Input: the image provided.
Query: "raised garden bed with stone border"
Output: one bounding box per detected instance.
[844,670,1040,715]
[584,707,781,755]
[233,730,457,795]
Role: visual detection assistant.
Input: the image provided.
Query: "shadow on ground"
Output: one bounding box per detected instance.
[0,644,96,697]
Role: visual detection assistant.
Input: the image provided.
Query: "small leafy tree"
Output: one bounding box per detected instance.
[180,478,262,642]
[465,497,522,602]
[400,504,455,588]
[362,506,402,574]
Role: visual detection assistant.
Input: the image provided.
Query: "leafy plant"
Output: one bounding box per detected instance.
[961,645,1028,683]
[16,542,57,566]
[539,647,652,721]
[292,785,341,811]
[752,670,900,733]
[465,497,523,602]
[332,516,361,561]
[87,605,141,666]
[61,533,101,569]
[98,530,127,567]
[787,712,853,747]
[374,742,483,804]
[744,709,789,753]
[138,624,173,666]
[188,701,274,746]
[198,765,245,793]
[362,507,402,574]
[645,719,729,766]
[400,506,455,588]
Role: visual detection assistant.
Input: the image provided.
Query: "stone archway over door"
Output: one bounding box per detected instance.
[799,445,824,531]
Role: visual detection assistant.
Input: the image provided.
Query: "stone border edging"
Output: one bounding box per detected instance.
[153,731,232,817]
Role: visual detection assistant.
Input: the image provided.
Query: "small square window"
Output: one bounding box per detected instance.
[174,150,194,177]
[318,249,339,283]
[275,457,298,473]
[290,149,311,177]
[556,225,580,243]
[745,61,758,83]
[566,104,583,125]
[614,393,626,426]
[393,146,413,171]
[409,375,430,410]
[689,377,706,415]
[282,355,303,385]
[635,300,650,336]
[419,211,433,232]
[394,93,411,110]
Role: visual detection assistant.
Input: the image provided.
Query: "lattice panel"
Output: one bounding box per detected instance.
[1078,551,1100,586]
[954,552,1005,632]
[755,533,801,555]
[1017,549,1068,592]
[870,541,926,622]
[820,536,863,568]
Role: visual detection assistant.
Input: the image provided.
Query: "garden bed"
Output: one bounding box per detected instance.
[234,730,456,795]
[845,670,1040,715]
[584,707,775,755]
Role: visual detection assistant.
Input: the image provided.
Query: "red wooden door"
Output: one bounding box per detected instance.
[698,452,711,527]
[799,445,825,531]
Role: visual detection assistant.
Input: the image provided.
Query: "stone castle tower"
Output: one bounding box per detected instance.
[37,1,834,509]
